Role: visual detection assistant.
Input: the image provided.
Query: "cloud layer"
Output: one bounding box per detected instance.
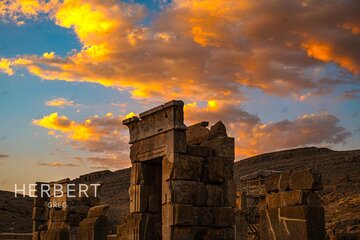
[37,161,79,167]
[0,0,359,102]
[185,102,351,157]
[32,112,130,168]
[0,0,357,164]
[32,112,129,152]
[31,102,351,168]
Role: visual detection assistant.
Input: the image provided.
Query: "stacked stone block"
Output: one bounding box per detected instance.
[32,180,103,240]
[32,182,50,240]
[45,179,70,240]
[120,100,236,240]
[259,168,326,240]
[77,205,109,240]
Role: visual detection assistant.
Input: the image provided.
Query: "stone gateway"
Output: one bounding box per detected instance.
[119,100,236,240]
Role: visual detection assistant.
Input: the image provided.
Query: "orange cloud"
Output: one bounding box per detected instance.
[33,112,73,133]
[341,22,360,35]
[185,103,351,158]
[302,39,359,74]
[0,0,357,161]
[32,111,132,168]
[1,0,358,103]
[0,58,14,75]
[3,0,354,102]
[33,112,102,141]
[45,97,78,107]
[32,112,129,153]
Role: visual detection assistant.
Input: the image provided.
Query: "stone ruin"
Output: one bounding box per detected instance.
[235,168,326,240]
[259,168,326,240]
[28,99,327,240]
[32,179,109,240]
[118,100,236,239]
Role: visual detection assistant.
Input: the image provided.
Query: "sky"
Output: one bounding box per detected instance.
[0,0,359,191]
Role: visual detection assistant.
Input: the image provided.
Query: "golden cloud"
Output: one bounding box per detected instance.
[32,111,131,168]
[1,0,358,103]
[302,39,359,74]
[45,97,78,107]
[33,100,351,162]
[1,0,357,161]
[0,58,14,75]
[32,112,129,153]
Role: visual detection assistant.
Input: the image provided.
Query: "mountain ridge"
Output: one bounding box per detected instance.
[0,147,359,237]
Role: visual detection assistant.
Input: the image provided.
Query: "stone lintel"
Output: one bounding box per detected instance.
[139,100,184,118]
[123,100,187,144]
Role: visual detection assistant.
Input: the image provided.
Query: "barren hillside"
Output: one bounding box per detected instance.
[0,147,359,236]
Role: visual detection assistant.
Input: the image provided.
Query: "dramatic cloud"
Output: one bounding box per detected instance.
[0,0,359,103]
[240,113,352,155]
[32,100,351,162]
[1,0,356,162]
[37,161,79,167]
[45,97,78,107]
[185,103,351,157]
[32,112,131,167]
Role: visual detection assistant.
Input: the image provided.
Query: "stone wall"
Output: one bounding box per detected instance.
[259,168,326,240]
[119,100,236,240]
[32,180,107,240]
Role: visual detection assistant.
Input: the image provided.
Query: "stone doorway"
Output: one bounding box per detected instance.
[142,157,162,239]
[128,157,163,240]
[120,100,236,240]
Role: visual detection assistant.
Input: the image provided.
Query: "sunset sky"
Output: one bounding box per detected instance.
[0,0,359,191]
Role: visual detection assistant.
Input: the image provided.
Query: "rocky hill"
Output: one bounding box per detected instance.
[0,147,359,237]
[0,190,33,233]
